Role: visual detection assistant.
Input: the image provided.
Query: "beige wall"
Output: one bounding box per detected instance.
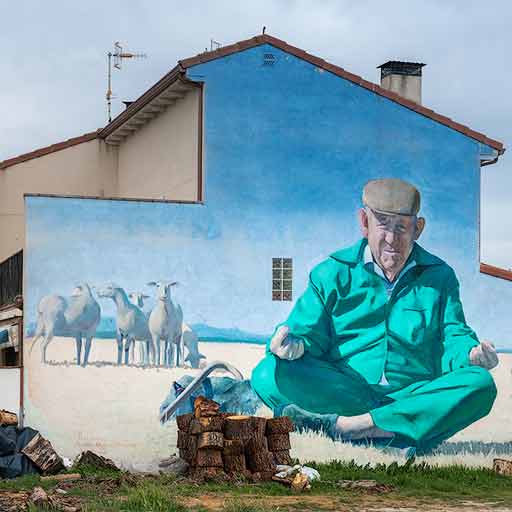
[117,87,201,201]
[381,74,422,105]
[0,140,118,262]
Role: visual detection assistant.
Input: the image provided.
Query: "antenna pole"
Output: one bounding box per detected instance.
[107,52,113,123]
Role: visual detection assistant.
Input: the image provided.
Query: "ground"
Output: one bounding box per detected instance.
[1,459,512,511]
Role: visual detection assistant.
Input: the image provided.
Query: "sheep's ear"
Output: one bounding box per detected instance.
[147,282,157,287]
[170,282,179,287]
[143,294,150,299]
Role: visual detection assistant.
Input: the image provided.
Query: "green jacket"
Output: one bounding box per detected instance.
[280,238,479,390]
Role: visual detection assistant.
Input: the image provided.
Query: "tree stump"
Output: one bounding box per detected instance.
[272,450,292,465]
[189,416,225,434]
[249,417,267,440]
[197,432,224,450]
[267,434,291,452]
[494,458,512,476]
[194,396,220,418]
[223,454,246,473]
[266,416,294,435]
[176,413,194,432]
[196,449,223,468]
[223,439,244,456]
[245,437,268,456]
[246,450,275,473]
[224,416,252,441]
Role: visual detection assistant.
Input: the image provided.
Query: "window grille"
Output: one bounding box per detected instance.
[272,258,292,301]
[263,53,276,66]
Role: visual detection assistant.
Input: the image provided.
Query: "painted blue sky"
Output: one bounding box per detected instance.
[2,1,511,269]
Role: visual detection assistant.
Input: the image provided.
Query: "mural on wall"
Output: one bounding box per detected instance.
[23,185,511,470]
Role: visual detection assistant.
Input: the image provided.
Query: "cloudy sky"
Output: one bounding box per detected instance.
[1,1,510,268]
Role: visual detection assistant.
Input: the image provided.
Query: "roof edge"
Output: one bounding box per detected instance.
[180,33,504,153]
[480,262,512,282]
[0,131,100,170]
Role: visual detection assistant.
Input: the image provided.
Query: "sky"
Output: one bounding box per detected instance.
[1,1,510,268]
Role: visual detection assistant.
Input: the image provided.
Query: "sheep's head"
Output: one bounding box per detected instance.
[128,292,150,308]
[147,281,178,301]
[96,283,122,299]
[71,283,92,297]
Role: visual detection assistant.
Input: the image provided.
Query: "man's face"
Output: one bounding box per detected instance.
[359,207,425,280]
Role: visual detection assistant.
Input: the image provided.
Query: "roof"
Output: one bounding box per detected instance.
[0,33,504,169]
[480,262,512,282]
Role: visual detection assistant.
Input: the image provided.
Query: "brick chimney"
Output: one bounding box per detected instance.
[378,61,425,104]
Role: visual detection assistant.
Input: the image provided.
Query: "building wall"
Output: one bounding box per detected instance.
[22,45,511,470]
[0,140,117,263]
[116,87,201,202]
[0,368,20,415]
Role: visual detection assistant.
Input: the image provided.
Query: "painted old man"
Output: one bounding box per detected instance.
[251,178,498,453]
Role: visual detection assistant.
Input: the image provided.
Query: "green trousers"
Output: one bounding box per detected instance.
[250,353,497,451]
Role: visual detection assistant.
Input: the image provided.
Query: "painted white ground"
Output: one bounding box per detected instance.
[23,337,511,472]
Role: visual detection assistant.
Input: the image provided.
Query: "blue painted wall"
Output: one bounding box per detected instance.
[25,43,511,346]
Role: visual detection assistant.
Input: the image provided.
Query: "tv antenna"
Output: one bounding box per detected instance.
[106,42,147,122]
[210,39,222,51]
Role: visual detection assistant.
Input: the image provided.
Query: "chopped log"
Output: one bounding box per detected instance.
[494,458,512,476]
[224,416,252,440]
[251,470,275,482]
[246,450,275,473]
[194,396,221,418]
[223,454,246,473]
[176,413,194,432]
[189,416,225,434]
[267,433,291,452]
[41,473,81,482]
[74,451,119,471]
[192,467,225,480]
[272,450,292,465]
[245,436,268,456]
[197,431,224,450]
[266,416,294,435]
[0,410,17,426]
[196,448,223,467]
[177,430,189,449]
[180,435,197,463]
[21,433,64,474]
[223,439,244,456]
[249,416,267,439]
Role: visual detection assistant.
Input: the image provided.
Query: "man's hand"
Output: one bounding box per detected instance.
[470,341,499,370]
[270,325,305,361]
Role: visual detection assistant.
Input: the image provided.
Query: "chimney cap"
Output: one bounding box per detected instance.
[378,61,426,78]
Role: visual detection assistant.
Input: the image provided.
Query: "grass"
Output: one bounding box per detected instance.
[2,459,512,511]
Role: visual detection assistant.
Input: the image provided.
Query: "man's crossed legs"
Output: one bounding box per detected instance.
[251,353,497,453]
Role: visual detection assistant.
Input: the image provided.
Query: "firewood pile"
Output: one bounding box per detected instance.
[176,397,294,481]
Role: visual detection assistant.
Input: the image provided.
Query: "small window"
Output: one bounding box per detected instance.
[272,258,293,301]
[0,322,21,367]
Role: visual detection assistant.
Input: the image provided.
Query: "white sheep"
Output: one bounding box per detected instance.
[31,283,101,367]
[128,291,150,365]
[147,281,183,367]
[182,322,206,369]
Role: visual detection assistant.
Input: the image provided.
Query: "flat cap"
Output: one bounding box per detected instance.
[362,178,420,216]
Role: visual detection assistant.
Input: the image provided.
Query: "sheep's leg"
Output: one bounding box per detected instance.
[139,343,146,366]
[83,335,93,368]
[153,334,161,366]
[75,335,82,366]
[130,342,136,364]
[124,337,133,365]
[146,339,155,367]
[41,331,54,364]
[167,339,174,368]
[116,333,123,365]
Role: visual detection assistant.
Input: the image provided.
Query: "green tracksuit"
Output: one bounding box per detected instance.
[251,239,497,450]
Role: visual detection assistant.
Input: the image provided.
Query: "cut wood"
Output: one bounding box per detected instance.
[267,433,291,452]
[180,435,197,463]
[41,473,81,482]
[189,416,225,434]
[21,433,64,474]
[494,458,512,476]
[246,450,275,473]
[266,416,294,434]
[249,416,267,439]
[272,450,292,465]
[223,439,244,456]
[196,448,223,467]
[194,396,221,418]
[197,431,224,450]
[192,467,225,480]
[223,416,252,440]
[176,413,194,432]
[0,410,17,426]
[74,451,118,471]
[245,437,268,456]
[177,430,189,449]
[223,454,246,473]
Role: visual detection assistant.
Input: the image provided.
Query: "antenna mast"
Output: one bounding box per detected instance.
[106,42,147,123]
